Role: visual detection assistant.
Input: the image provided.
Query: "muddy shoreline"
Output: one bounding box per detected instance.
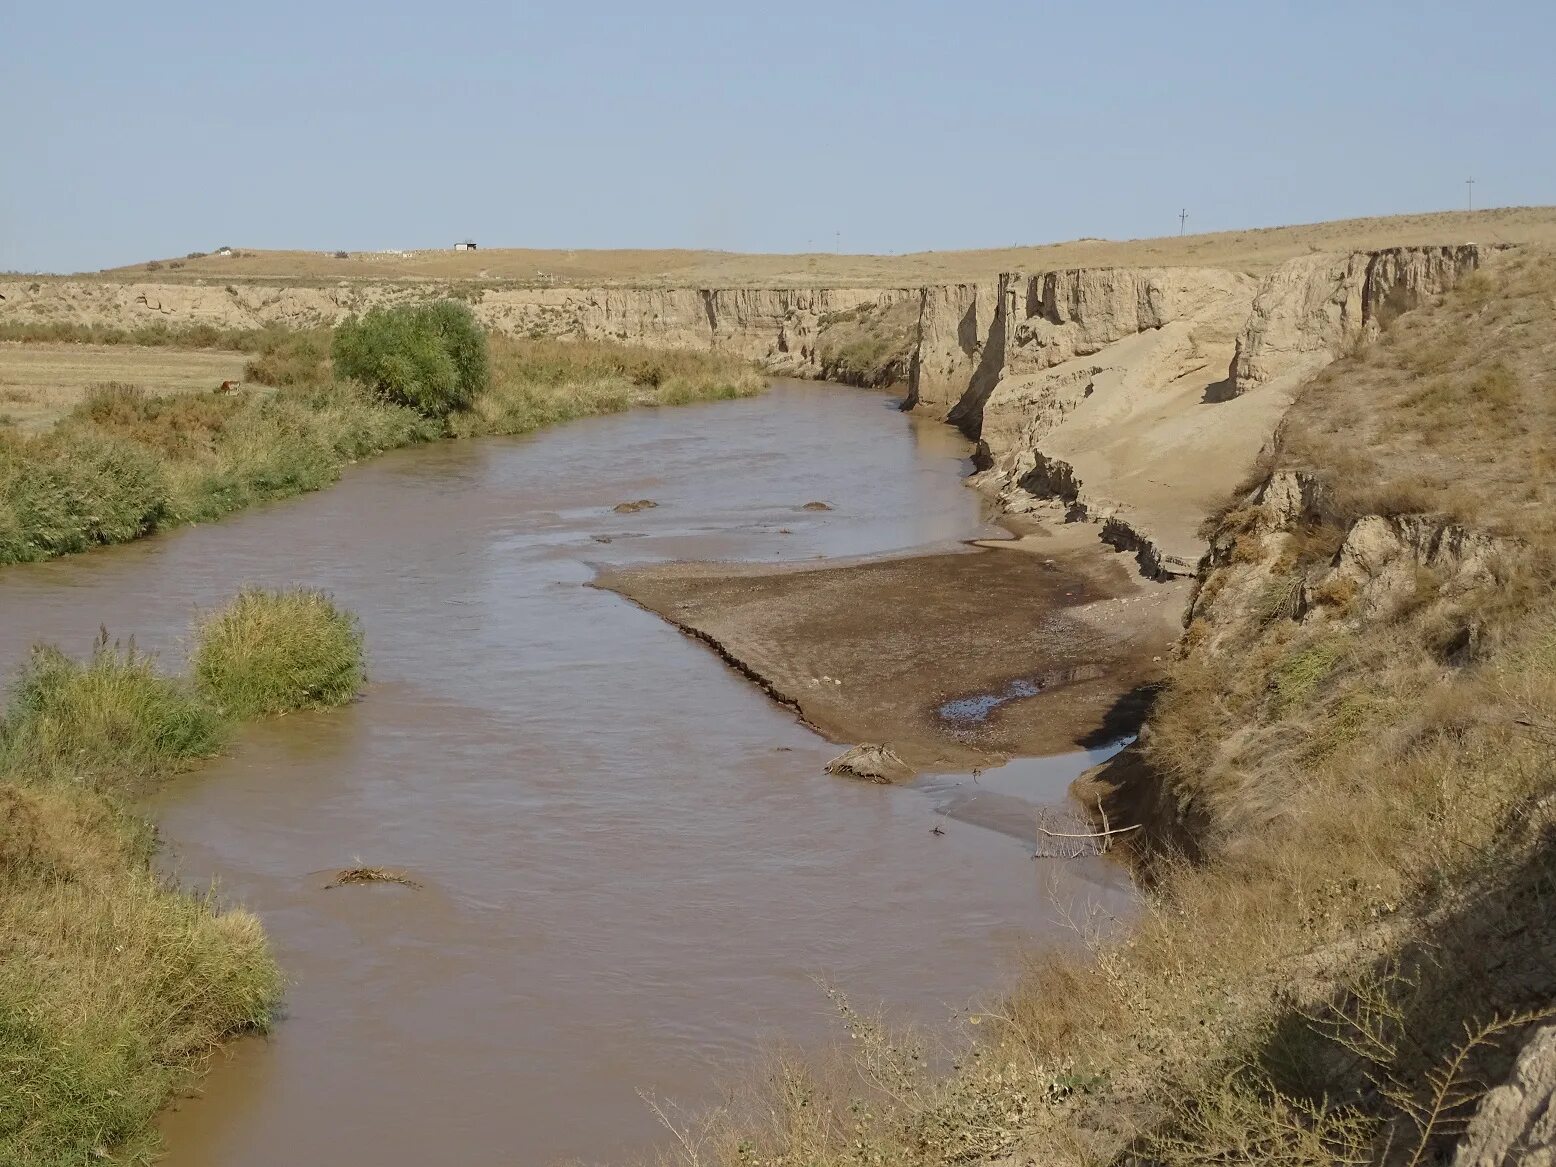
[598,505,1191,773]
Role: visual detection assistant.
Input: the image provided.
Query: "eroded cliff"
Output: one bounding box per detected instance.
[1,245,1481,579]
[903,245,1481,577]
[0,278,919,385]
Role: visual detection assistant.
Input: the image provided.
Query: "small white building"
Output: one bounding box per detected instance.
[454,240,478,251]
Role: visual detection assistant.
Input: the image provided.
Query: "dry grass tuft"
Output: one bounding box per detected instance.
[192,587,364,717]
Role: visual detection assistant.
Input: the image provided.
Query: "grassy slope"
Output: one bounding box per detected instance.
[813,299,922,387]
[658,250,1556,1167]
[0,326,763,567]
[0,590,363,1166]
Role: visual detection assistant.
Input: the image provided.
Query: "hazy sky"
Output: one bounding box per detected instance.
[4,1,1552,273]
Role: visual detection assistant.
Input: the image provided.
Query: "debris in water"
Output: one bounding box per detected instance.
[325,866,422,890]
[825,743,909,783]
[613,499,659,513]
[591,534,614,543]
[931,823,946,836]
[799,501,834,511]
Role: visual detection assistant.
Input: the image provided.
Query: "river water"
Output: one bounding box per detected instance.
[0,382,1129,1165]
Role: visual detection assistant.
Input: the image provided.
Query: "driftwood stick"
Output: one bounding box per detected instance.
[1036,824,1143,840]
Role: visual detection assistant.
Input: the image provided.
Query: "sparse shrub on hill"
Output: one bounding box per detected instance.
[192,588,365,717]
[332,299,490,416]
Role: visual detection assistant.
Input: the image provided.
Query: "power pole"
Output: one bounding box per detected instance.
[1466,176,1475,211]
[835,230,841,254]
[1179,208,1188,236]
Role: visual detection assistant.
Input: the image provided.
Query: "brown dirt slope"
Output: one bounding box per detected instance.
[663,244,1556,1167]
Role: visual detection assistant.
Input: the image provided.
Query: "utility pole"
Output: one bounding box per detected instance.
[1466,176,1475,211]
[1178,208,1188,236]
[835,230,841,254]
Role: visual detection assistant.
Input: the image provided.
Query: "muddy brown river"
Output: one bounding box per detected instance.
[0,383,1130,1165]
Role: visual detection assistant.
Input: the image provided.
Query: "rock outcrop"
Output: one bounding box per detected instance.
[1454,1025,1556,1167]
[905,246,1479,577]
[903,282,1002,428]
[1230,244,1481,395]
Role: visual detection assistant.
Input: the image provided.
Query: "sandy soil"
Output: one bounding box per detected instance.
[598,520,1190,772]
[73,207,1556,288]
[0,343,246,430]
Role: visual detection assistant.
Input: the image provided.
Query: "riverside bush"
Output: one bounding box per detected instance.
[0,639,227,790]
[193,588,365,716]
[0,427,167,561]
[332,299,490,416]
[242,327,331,386]
[0,591,376,1161]
[0,325,757,568]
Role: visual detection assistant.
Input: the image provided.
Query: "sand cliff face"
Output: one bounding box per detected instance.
[1229,244,1481,394]
[0,278,917,383]
[901,246,1480,576]
[1,245,1478,576]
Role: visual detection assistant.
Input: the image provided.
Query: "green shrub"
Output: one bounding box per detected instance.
[242,328,331,386]
[75,382,244,457]
[0,639,227,790]
[331,299,490,416]
[0,427,168,562]
[192,588,365,717]
[0,866,279,1167]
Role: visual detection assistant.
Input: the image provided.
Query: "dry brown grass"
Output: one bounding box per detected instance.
[814,298,922,386]
[67,206,1556,288]
[324,865,420,890]
[0,343,247,430]
[1282,246,1556,549]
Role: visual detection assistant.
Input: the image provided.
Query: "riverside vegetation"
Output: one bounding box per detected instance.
[0,302,763,566]
[640,252,1556,1166]
[0,588,363,1166]
[0,305,759,1162]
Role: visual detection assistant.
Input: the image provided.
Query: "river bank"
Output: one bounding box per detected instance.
[5,225,1547,1165]
[0,382,1135,1165]
[599,517,1187,771]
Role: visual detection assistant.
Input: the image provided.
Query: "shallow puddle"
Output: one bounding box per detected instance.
[0,382,1133,1165]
